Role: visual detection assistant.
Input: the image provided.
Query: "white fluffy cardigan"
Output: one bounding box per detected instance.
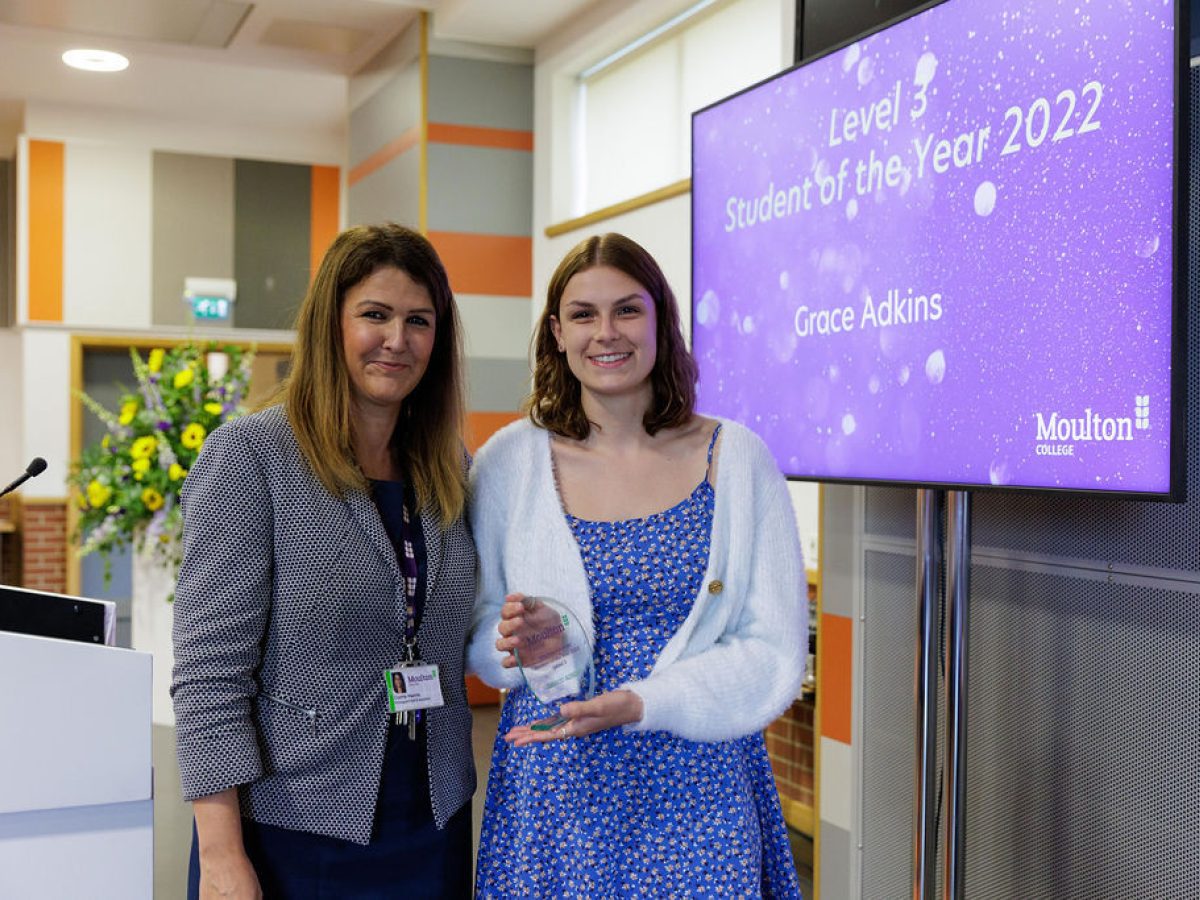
[466,418,807,742]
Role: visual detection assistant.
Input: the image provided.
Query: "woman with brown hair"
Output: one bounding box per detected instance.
[468,232,806,897]
[172,223,477,898]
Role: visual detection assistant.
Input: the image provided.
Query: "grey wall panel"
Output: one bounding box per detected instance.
[350,63,421,169]
[466,357,530,412]
[427,55,533,130]
[822,483,861,619]
[234,159,310,331]
[347,151,420,231]
[861,548,920,900]
[818,822,855,900]
[152,152,234,328]
[426,144,532,236]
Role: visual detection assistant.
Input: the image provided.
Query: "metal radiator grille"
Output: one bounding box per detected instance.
[964,567,1200,899]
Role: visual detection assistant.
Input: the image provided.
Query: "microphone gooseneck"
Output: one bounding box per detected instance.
[0,457,48,498]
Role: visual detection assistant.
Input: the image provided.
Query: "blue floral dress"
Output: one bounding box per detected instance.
[475,428,802,899]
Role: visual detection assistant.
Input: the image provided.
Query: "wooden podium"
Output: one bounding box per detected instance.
[0,630,153,898]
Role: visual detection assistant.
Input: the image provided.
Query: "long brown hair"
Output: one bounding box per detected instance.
[528,232,697,440]
[283,222,466,524]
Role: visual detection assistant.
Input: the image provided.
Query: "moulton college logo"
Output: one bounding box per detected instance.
[1033,396,1148,457]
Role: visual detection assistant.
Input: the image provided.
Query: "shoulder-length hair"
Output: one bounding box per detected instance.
[282,222,466,525]
[527,232,697,440]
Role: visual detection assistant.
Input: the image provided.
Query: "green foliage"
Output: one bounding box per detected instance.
[68,343,254,580]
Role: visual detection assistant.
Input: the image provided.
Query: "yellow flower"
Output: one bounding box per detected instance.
[169,463,187,481]
[147,348,165,372]
[181,423,207,449]
[118,400,138,425]
[86,480,112,508]
[101,435,110,449]
[173,367,195,389]
[141,487,164,511]
[130,435,158,459]
[131,458,151,475]
[203,402,223,416]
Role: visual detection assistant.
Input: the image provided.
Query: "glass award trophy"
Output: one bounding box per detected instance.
[512,595,595,730]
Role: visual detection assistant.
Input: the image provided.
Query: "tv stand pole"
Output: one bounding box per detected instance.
[912,488,972,900]
[943,490,972,900]
[913,489,942,900]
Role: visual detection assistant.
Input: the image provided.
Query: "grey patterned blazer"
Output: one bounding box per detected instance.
[170,404,477,845]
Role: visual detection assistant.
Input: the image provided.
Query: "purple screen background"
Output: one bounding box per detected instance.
[692,0,1178,493]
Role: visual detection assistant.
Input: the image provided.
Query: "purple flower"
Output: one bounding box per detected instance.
[156,420,171,432]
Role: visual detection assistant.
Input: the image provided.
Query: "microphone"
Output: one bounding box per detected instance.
[0,457,48,498]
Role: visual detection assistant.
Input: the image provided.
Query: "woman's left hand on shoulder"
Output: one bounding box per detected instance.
[504,689,644,747]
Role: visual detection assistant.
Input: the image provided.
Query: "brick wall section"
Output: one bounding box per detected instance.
[766,695,816,809]
[22,502,68,593]
[0,496,20,585]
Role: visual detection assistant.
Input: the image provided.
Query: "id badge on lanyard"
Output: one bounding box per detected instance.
[385,649,445,739]
[385,490,444,738]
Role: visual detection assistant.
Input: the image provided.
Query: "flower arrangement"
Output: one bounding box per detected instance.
[69,342,255,583]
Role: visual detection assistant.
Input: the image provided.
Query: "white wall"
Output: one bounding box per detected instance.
[63,142,152,329]
[20,329,71,499]
[533,0,697,233]
[0,329,23,481]
[25,101,344,167]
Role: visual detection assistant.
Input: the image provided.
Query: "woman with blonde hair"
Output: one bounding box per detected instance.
[173,223,477,898]
[469,232,806,897]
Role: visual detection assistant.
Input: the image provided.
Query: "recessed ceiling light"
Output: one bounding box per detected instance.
[62,49,129,73]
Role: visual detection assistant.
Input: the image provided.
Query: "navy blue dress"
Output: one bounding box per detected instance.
[187,479,471,899]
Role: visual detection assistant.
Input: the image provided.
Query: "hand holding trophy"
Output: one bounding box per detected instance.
[510,596,595,730]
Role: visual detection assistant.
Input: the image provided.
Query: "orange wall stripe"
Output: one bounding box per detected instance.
[427,231,532,298]
[427,122,533,152]
[466,675,500,706]
[28,140,65,323]
[309,165,340,281]
[466,410,523,456]
[348,125,421,187]
[819,612,853,745]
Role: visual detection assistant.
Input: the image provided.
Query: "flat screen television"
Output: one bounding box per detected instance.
[797,0,929,63]
[692,0,1186,499]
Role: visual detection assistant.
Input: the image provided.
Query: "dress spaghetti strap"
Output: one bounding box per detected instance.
[705,423,722,482]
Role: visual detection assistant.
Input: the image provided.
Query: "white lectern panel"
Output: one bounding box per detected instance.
[0,631,153,899]
[0,800,153,899]
[0,631,151,813]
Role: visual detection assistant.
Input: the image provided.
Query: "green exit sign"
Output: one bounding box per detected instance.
[183,278,235,324]
[190,296,230,320]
